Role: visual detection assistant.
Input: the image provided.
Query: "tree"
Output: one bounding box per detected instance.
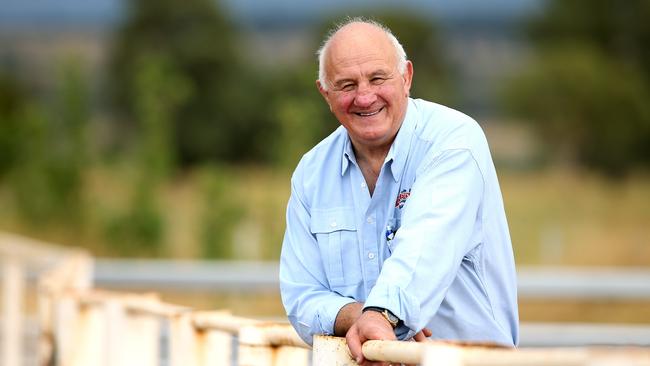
[109,0,267,165]
[0,72,27,177]
[4,62,90,225]
[503,0,650,175]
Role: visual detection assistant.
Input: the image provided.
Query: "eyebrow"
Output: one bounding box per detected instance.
[370,70,390,78]
[332,70,392,88]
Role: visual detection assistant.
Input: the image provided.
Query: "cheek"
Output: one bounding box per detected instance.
[376,86,396,102]
[332,94,355,112]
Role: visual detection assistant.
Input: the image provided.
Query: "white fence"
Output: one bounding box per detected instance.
[2,232,650,366]
[313,336,650,366]
[0,232,310,366]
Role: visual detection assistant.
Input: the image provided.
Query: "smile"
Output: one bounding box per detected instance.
[355,107,384,117]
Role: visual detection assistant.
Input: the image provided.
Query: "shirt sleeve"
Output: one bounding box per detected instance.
[279,176,356,345]
[364,148,485,340]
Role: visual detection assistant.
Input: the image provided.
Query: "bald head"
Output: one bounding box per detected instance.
[317,18,408,91]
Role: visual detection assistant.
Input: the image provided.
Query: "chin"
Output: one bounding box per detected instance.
[360,132,392,146]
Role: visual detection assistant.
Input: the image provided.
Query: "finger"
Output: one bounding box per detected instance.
[423,328,432,337]
[362,361,388,366]
[413,331,426,342]
[346,325,365,364]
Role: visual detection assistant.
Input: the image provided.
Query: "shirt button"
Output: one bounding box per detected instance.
[368,252,375,259]
[361,182,367,188]
[330,221,337,228]
[366,217,374,224]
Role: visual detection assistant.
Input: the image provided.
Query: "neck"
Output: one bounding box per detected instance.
[352,142,391,196]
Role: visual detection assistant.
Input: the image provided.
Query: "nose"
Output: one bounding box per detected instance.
[353,85,377,108]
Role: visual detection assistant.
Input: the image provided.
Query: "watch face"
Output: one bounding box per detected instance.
[364,307,399,328]
[383,310,399,327]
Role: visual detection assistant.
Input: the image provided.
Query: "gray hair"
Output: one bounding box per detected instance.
[316,17,408,91]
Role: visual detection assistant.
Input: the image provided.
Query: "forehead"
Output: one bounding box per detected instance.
[325,24,397,79]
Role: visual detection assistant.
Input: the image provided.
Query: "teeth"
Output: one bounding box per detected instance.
[358,109,381,116]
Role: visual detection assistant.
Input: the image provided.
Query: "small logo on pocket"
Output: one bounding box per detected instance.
[395,189,411,209]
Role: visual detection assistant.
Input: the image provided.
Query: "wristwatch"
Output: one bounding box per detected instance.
[363,306,400,329]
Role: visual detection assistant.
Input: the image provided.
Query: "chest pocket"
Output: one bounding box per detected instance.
[310,207,361,289]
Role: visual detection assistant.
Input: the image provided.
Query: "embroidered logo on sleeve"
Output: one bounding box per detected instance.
[394,188,411,209]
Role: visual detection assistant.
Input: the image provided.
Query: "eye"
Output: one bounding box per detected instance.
[341,83,355,91]
[371,77,386,85]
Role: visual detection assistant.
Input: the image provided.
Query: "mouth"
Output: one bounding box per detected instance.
[354,107,384,117]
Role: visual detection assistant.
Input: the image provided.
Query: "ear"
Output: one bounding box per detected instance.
[316,80,332,111]
[316,79,329,99]
[402,61,414,96]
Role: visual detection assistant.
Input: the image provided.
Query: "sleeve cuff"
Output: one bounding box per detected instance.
[317,296,357,335]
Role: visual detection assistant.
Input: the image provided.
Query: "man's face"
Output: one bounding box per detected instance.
[317,24,413,151]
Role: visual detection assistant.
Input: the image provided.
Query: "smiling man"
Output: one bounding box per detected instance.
[279,18,519,364]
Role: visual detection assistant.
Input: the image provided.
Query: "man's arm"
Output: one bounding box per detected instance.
[333,302,363,336]
[279,177,356,345]
[348,148,485,360]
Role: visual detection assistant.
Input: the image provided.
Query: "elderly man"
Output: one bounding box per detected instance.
[279,18,518,364]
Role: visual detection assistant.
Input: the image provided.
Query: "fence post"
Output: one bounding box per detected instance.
[274,346,311,365]
[312,335,357,366]
[237,341,275,366]
[66,298,108,366]
[1,257,24,366]
[196,328,232,366]
[191,311,261,366]
[53,292,79,366]
[38,251,93,365]
[238,324,272,366]
[113,298,161,366]
[238,324,310,366]
[169,312,199,366]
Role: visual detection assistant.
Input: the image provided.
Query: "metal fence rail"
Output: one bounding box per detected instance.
[519,322,650,347]
[87,259,650,299]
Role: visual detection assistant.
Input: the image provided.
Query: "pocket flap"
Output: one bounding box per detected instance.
[310,207,356,233]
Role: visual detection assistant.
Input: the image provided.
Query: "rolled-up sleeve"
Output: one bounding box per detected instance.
[364,148,485,340]
[279,176,356,345]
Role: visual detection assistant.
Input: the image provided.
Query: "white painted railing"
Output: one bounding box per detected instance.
[1,232,93,366]
[2,232,650,366]
[312,336,650,366]
[0,232,310,366]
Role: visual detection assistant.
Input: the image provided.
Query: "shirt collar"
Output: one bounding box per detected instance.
[340,98,417,178]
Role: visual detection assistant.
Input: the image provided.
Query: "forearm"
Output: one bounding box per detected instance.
[333,302,363,336]
[365,149,484,338]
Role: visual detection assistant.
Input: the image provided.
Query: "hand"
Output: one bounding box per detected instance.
[345,310,396,366]
[412,327,432,342]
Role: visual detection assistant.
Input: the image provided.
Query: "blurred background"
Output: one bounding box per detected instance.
[1,0,649,326]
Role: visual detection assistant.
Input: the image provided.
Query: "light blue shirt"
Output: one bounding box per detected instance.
[280,98,519,346]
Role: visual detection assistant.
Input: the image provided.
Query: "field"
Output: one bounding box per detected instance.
[2,165,650,323]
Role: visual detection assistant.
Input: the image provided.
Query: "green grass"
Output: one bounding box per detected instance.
[4,165,649,322]
[1,165,649,266]
[502,168,650,266]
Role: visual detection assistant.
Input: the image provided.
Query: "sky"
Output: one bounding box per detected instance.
[0,0,543,29]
